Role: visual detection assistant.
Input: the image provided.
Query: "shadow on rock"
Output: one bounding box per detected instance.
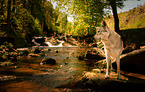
[71,71,145,92]
[113,49,145,75]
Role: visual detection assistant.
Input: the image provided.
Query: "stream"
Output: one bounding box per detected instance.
[1,46,145,91]
[0,47,95,92]
[34,47,92,87]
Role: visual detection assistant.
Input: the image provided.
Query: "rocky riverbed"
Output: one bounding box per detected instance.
[1,47,145,92]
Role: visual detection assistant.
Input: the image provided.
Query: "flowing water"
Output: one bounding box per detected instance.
[1,47,145,92]
[0,47,94,92]
[36,47,91,87]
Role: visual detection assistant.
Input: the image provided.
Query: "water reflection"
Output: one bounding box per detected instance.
[31,47,92,88]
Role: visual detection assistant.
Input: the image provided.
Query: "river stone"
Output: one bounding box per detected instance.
[85,48,105,61]
[41,58,56,65]
[34,48,41,54]
[28,53,41,57]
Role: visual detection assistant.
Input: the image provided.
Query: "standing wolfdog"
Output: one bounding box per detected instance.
[94,20,123,79]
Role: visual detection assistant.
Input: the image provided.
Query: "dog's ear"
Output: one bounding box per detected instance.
[102,20,107,27]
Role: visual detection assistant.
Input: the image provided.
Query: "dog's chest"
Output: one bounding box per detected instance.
[102,39,114,49]
[101,33,119,49]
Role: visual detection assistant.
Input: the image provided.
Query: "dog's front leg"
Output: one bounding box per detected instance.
[116,56,121,79]
[105,53,111,79]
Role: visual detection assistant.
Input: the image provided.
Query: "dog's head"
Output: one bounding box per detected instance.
[94,20,110,41]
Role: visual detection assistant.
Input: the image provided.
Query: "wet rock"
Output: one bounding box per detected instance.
[0,75,17,81]
[74,72,99,90]
[92,69,101,73]
[92,68,105,73]
[78,55,84,60]
[65,57,69,60]
[28,53,41,57]
[39,53,45,56]
[54,50,59,53]
[32,37,46,46]
[22,50,30,56]
[41,58,56,65]
[34,48,41,54]
[48,49,52,52]
[85,48,105,61]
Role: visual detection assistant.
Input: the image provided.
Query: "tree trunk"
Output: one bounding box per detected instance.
[0,0,5,16]
[12,0,16,13]
[110,1,120,33]
[7,0,11,33]
[23,0,26,8]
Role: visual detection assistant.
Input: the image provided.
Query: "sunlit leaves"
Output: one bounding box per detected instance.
[53,0,105,36]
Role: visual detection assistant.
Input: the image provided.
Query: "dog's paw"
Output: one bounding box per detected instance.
[105,75,109,79]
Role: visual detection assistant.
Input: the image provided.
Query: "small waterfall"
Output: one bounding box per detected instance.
[32,36,77,47]
[44,42,53,47]
[57,40,65,47]
[44,40,64,47]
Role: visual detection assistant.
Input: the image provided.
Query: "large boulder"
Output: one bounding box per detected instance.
[41,58,56,65]
[113,49,145,74]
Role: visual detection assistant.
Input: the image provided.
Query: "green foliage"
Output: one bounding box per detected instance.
[34,19,43,35]
[55,13,68,33]
[0,42,15,62]
[1,0,57,47]
[53,0,105,36]
[1,42,14,52]
[12,8,42,43]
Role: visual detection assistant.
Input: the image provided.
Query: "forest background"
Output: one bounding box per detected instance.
[0,0,145,48]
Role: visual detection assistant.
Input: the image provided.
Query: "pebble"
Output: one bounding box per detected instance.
[40,62,43,65]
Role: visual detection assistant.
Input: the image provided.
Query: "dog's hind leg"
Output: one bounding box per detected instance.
[105,54,111,79]
[110,57,114,71]
[116,56,121,79]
